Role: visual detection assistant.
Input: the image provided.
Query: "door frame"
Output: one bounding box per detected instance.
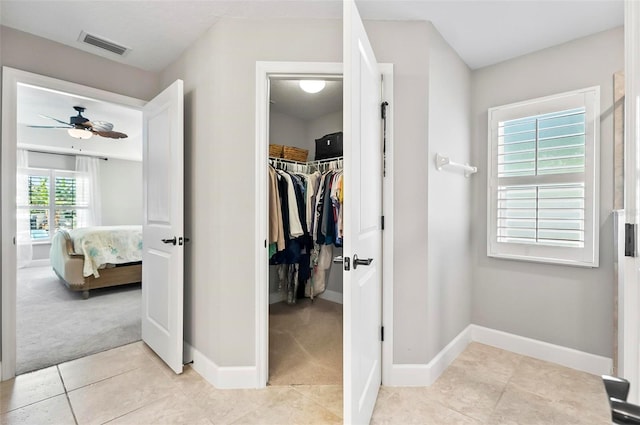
[1,67,146,380]
[622,0,640,403]
[254,61,394,387]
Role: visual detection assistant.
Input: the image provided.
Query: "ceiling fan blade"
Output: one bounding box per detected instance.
[38,114,72,127]
[93,130,128,139]
[87,121,114,132]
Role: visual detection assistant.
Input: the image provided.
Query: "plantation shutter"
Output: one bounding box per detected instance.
[497,108,586,248]
[487,86,599,267]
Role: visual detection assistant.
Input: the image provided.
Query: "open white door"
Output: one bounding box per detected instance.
[141,79,184,374]
[343,1,383,423]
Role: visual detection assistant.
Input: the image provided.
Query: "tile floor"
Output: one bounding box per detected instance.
[0,341,611,424]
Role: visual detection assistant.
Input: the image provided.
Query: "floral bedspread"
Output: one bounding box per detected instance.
[69,225,143,278]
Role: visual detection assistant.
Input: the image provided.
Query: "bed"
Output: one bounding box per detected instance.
[50,225,142,299]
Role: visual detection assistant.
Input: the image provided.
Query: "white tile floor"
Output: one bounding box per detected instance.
[0,341,612,424]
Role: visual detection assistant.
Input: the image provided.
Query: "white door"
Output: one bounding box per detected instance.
[343,1,383,423]
[141,80,185,374]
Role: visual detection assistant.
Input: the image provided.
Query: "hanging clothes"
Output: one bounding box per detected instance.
[268,157,344,303]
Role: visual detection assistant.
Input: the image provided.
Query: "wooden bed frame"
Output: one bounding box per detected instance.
[50,230,142,299]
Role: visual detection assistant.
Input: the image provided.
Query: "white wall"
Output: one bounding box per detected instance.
[100,159,143,226]
[161,18,459,370]
[426,25,473,362]
[471,27,623,358]
[269,111,307,152]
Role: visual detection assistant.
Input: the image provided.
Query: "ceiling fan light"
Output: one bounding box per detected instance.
[67,128,93,139]
[299,80,326,94]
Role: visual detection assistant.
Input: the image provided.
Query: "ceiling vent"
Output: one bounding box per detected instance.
[78,31,130,56]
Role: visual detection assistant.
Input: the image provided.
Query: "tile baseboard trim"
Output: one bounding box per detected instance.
[386,324,472,387]
[185,342,259,389]
[471,324,613,376]
[317,290,343,304]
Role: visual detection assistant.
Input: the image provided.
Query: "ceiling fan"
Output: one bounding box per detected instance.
[28,106,128,139]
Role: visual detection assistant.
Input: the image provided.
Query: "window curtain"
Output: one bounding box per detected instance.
[75,156,102,228]
[16,149,32,268]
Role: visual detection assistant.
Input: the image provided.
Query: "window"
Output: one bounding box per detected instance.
[487,87,600,267]
[18,168,87,241]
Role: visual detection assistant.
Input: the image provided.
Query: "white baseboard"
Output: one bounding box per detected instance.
[471,325,613,376]
[386,325,472,387]
[318,289,343,304]
[185,343,259,389]
[269,292,285,304]
[269,290,343,305]
[385,324,613,387]
[22,259,50,268]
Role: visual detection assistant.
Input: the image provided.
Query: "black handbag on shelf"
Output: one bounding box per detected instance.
[314,131,343,160]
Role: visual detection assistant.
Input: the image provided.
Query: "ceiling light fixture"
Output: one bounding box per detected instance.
[67,128,93,139]
[299,80,326,94]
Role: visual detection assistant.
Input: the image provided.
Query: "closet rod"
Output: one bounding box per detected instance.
[268,156,343,166]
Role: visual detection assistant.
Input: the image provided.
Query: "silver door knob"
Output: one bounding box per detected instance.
[353,254,373,269]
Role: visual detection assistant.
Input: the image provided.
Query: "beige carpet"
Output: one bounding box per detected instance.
[269,298,343,385]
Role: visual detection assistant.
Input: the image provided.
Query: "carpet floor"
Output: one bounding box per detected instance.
[269,298,343,386]
[16,266,141,375]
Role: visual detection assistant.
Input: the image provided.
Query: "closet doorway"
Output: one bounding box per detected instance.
[267,76,345,386]
[256,54,394,424]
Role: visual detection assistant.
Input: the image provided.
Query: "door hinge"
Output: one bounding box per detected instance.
[13,236,16,245]
[626,223,637,257]
[381,215,385,230]
[381,326,384,342]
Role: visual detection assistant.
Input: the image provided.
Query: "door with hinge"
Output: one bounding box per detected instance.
[343,0,383,423]
[141,79,185,374]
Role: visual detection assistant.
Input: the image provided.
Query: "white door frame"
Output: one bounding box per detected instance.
[1,67,146,380]
[254,61,394,388]
[622,0,640,403]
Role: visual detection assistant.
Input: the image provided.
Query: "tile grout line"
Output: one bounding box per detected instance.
[57,365,79,425]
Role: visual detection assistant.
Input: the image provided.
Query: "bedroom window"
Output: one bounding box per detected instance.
[487,86,600,267]
[18,169,86,241]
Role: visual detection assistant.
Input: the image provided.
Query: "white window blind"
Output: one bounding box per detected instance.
[488,87,599,267]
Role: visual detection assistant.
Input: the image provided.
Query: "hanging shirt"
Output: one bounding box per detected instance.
[268,166,285,251]
[276,170,304,238]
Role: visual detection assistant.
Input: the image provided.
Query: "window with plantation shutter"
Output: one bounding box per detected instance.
[488,87,600,267]
[18,168,87,241]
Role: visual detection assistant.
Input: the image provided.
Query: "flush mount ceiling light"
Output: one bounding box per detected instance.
[67,128,93,139]
[299,80,326,94]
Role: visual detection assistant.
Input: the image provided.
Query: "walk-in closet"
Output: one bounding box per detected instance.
[267,77,344,386]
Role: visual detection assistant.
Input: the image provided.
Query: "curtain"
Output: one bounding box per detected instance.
[75,156,102,228]
[16,149,32,268]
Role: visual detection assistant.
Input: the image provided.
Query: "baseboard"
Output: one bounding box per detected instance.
[269,292,285,304]
[269,290,343,305]
[318,289,343,304]
[387,324,472,387]
[185,342,259,389]
[23,259,50,268]
[471,325,613,376]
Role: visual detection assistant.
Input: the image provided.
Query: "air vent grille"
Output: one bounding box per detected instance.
[79,31,129,56]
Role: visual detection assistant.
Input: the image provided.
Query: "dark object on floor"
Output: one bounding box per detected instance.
[603,375,640,424]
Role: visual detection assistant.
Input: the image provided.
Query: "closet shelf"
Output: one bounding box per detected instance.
[435,153,477,178]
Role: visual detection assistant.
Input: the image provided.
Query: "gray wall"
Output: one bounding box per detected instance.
[470,27,623,358]
[160,18,472,368]
[426,25,473,362]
